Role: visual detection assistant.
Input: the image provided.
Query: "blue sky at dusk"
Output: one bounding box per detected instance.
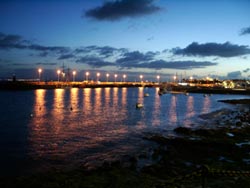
[0,0,250,81]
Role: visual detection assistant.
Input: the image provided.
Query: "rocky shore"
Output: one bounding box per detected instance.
[1,99,250,188]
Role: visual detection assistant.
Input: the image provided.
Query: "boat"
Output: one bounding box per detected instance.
[158,83,188,95]
[144,93,149,97]
[136,102,143,108]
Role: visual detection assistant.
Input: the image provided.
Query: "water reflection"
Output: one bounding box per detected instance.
[202,96,211,114]
[52,89,65,133]
[152,90,161,126]
[83,88,92,116]
[169,95,178,125]
[27,88,230,170]
[70,88,79,111]
[34,89,46,117]
[183,95,195,127]
[121,88,127,107]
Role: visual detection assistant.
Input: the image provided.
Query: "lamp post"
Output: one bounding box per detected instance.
[86,72,89,82]
[123,74,126,82]
[57,70,61,82]
[140,75,143,82]
[106,73,109,82]
[96,72,100,82]
[173,75,177,83]
[72,71,76,82]
[114,74,117,82]
[38,68,42,81]
[156,75,160,84]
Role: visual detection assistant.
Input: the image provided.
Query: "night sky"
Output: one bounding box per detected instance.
[0,0,250,81]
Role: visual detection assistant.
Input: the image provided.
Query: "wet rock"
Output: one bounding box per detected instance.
[236,121,242,127]
[174,127,192,135]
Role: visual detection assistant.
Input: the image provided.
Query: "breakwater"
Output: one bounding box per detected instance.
[1,80,250,95]
[0,81,156,90]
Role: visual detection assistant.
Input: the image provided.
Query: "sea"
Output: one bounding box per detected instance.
[0,87,249,176]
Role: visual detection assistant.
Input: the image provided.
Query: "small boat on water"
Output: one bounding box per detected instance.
[158,83,188,95]
[136,102,143,108]
[144,93,149,97]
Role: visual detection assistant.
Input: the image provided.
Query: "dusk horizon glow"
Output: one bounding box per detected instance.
[1,0,250,81]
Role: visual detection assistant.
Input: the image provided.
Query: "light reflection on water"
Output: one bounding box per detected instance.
[28,88,220,167]
[1,87,248,174]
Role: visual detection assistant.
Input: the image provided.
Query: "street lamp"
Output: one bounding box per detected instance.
[140,75,143,82]
[57,70,61,82]
[123,74,126,82]
[114,74,117,82]
[72,71,76,82]
[86,72,89,81]
[96,72,100,81]
[106,73,109,82]
[156,75,160,83]
[38,68,42,81]
[173,75,177,83]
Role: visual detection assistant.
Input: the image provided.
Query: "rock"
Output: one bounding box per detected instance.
[174,127,192,135]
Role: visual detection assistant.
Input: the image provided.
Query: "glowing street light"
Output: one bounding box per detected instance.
[114,74,117,82]
[156,75,160,83]
[106,73,109,82]
[38,68,42,81]
[72,71,76,82]
[86,72,89,81]
[96,72,100,81]
[140,75,143,82]
[190,76,193,82]
[57,70,61,82]
[123,74,126,82]
[173,75,177,83]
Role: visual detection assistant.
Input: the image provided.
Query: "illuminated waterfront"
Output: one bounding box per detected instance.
[0,87,249,175]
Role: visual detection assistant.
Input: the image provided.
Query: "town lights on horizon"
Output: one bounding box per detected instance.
[114,74,117,82]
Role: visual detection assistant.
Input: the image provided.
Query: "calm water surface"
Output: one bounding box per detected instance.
[0,87,249,175]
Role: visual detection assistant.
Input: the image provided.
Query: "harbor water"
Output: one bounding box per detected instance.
[0,87,248,176]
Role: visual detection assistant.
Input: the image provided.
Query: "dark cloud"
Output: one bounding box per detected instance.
[119,59,217,70]
[243,68,250,73]
[85,0,161,21]
[58,54,75,60]
[0,32,70,56]
[29,44,70,54]
[36,62,57,66]
[172,42,250,57]
[76,56,114,68]
[116,51,156,64]
[74,46,128,58]
[0,33,28,49]
[227,71,242,78]
[240,26,250,35]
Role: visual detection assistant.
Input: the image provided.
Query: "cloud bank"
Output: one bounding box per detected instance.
[0,32,229,72]
[84,0,161,21]
[172,42,250,57]
[0,33,70,55]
